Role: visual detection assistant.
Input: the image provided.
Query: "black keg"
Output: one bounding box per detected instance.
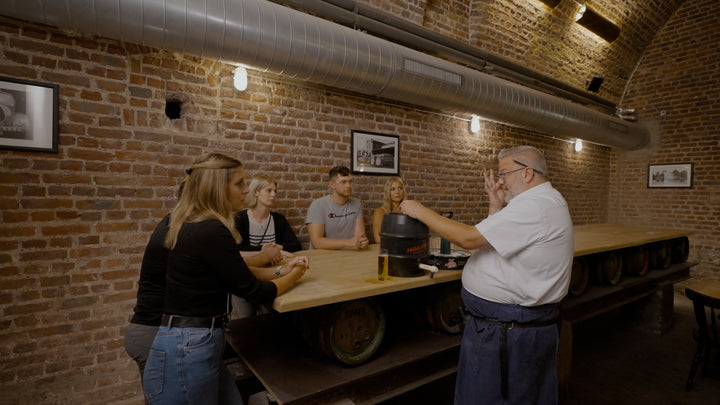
[379,213,430,277]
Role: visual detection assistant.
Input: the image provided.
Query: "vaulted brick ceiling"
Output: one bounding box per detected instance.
[341,0,688,103]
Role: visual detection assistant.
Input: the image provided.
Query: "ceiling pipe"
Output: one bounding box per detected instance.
[0,0,652,150]
[278,0,618,114]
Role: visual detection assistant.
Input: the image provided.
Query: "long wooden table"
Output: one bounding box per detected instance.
[573,223,690,256]
[272,224,691,313]
[228,224,694,404]
[272,244,461,312]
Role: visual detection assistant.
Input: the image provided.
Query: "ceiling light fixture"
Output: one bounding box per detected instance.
[575,139,583,152]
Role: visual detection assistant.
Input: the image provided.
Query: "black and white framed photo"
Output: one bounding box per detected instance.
[350,130,399,175]
[0,77,58,153]
[648,163,693,188]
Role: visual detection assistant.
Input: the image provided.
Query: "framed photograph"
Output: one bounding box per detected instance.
[0,77,58,153]
[350,130,399,175]
[648,163,693,188]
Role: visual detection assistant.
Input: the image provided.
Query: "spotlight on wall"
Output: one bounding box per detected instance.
[574,4,620,42]
[233,67,248,92]
[470,115,481,134]
[538,0,561,8]
[574,4,587,21]
[574,139,583,152]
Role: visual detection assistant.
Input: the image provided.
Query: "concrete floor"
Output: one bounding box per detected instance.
[380,290,720,405]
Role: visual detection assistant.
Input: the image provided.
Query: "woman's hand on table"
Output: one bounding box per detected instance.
[261,242,283,264]
[285,256,310,281]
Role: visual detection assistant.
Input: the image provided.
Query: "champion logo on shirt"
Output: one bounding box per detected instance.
[328,211,357,218]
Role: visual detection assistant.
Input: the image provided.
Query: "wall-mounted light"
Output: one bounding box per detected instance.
[233,66,248,91]
[574,139,583,152]
[574,4,587,21]
[574,3,620,42]
[538,0,561,8]
[470,115,481,134]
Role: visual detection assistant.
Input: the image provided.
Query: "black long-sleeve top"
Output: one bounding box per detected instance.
[236,210,303,252]
[130,214,170,326]
[164,218,278,317]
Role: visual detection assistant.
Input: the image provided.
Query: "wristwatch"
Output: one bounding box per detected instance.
[275,266,283,277]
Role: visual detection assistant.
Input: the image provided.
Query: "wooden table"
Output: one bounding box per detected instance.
[272,224,691,313]
[228,224,695,404]
[272,244,461,313]
[573,223,690,256]
[683,279,720,299]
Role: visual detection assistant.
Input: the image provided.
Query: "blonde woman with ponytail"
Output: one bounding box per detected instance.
[143,152,309,405]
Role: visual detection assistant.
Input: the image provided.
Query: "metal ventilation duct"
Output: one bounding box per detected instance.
[0,0,651,150]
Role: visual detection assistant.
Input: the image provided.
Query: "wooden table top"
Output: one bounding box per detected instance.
[272,244,462,312]
[683,279,720,299]
[573,223,691,256]
[272,224,692,313]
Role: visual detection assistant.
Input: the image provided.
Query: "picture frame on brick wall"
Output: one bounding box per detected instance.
[648,163,693,188]
[350,130,400,175]
[0,76,58,153]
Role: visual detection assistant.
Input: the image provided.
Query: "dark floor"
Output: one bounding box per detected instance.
[380,290,720,405]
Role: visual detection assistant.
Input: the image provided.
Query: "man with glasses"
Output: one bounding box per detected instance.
[401,145,573,405]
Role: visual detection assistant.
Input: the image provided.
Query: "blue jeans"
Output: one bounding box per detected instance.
[142,323,243,405]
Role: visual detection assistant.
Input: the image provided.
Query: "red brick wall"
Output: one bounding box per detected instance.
[0,17,607,403]
[610,0,720,279]
[0,0,714,402]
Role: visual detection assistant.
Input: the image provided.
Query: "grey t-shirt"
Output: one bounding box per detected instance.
[305,195,363,248]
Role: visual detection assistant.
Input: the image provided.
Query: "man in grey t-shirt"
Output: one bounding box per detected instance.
[305,166,369,250]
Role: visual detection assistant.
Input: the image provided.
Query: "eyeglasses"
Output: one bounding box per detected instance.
[512,160,544,175]
[496,159,544,181]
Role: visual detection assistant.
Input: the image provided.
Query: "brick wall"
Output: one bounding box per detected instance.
[0,0,714,403]
[610,0,720,279]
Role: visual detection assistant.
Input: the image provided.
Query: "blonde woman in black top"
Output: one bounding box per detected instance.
[372,176,407,244]
[142,152,308,404]
[238,174,302,255]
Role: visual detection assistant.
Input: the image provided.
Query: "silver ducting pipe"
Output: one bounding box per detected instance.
[280,0,618,114]
[0,0,651,150]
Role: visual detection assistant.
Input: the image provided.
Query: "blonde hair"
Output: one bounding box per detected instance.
[381,176,406,213]
[245,174,277,208]
[166,152,243,249]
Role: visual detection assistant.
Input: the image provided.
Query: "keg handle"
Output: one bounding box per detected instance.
[419,263,439,278]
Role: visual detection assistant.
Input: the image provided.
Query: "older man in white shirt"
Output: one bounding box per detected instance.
[401,145,573,405]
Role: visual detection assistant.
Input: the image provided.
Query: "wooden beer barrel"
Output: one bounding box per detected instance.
[424,281,463,334]
[622,245,650,276]
[294,298,386,366]
[649,240,672,269]
[669,236,689,264]
[569,256,589,296]
[590,251,623,285]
